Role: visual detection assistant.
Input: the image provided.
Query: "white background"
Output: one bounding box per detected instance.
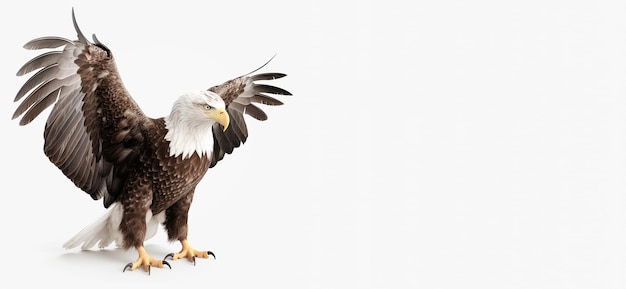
[1,1,626,288]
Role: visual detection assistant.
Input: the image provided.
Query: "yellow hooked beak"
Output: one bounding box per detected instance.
[206,108,230,131]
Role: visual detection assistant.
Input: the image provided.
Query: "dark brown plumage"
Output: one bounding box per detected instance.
[12,9,291,273]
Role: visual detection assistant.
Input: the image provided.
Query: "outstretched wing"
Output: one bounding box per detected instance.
[208,69,291,168]
[12,10,150,208]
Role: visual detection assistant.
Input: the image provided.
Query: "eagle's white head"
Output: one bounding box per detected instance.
[164,90,230,159]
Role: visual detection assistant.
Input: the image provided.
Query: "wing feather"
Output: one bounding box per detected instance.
[250,72,287,81]
[20,87,62,126]
[207,66,291,168]
[251,93,283,106]
[13,11,151,206]
[243,103,268,121]
[60,127,89,182]
[227,102,245,113]
[253,84,291,96]
[23,36,73,50]
[14,64,60,102]
[16,51,63,76]
[228,110,247,141]
[17,78,76,124]
[43,89,83,149]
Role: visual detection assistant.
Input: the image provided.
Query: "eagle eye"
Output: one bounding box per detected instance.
[204,104,213,110]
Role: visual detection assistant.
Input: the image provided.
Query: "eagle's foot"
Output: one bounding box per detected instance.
[164,239,215,266]
[123,246,171,275]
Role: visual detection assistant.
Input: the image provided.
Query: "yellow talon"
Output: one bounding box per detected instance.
[123,246,171,274]
[167,240,214,264]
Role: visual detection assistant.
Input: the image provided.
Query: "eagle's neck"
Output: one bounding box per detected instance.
[163,114,214,159]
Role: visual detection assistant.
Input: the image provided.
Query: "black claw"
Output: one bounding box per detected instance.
[208,251,216,259]
[193,256,196,266]
[148,265,151,276]
[122,262,133,273]
[163,260,171,269]
[163,253,175,261]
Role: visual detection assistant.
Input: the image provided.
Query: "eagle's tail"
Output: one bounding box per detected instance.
[63,203,164,250]
[63,203,124,250]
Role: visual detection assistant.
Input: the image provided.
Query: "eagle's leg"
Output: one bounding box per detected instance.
[119,193,170,274]
[123,246,171,274]
[163,190,215,265]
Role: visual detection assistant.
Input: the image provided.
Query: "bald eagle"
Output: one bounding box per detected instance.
[11,9,291,274]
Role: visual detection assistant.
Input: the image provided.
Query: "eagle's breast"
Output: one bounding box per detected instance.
[142,119,212,214]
